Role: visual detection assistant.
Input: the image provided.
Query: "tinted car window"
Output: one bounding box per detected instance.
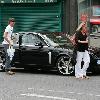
[22,34,47,46]
[41,33,73,49]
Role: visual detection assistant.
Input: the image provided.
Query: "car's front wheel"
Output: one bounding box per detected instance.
[56,56,74,75]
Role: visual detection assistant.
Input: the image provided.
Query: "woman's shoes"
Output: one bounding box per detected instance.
[76,77,84,79]
[75,75,90,79]
[83,75,90,79]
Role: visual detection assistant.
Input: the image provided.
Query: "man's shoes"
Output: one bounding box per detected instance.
[6,71,15,75]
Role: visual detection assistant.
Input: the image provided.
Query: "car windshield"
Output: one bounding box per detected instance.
[40,34,59,47]
[41,32,73,49]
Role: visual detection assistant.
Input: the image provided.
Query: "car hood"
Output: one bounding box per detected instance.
[51,46,73,55]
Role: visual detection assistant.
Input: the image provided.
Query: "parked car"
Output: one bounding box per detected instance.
[89,33,100,73]
[0,32,75,75]
[0,32,100,75]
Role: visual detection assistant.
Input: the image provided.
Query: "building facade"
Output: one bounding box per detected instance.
[0,0,78,42]
[77,0,100,33]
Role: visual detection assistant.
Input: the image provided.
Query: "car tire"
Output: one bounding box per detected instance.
[0,51,6,72]
[0,63,5,72]
[56,56,74,75]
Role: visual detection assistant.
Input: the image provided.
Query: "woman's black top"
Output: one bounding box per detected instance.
[75,31,88,52]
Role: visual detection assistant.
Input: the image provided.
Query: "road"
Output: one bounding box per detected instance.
[0,69,100,100]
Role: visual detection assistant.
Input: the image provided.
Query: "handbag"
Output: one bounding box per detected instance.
[7,46,15,60]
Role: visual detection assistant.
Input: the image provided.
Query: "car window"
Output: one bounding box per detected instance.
[35,34,47,46]
[22,34,33,45]
[22,34,47,46]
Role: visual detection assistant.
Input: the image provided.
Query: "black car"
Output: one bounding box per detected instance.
[0,32,75,75]
[0,32,100,75]
[89,33,100,74]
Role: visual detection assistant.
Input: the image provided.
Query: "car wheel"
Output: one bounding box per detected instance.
[56,56,74,75]
[0,51,6,71]
[0,63,5,71]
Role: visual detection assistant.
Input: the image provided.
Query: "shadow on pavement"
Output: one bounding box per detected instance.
[9,68,62,76]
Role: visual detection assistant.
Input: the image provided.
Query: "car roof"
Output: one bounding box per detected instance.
[18,32,38,35]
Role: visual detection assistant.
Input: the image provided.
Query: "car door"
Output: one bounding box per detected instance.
[20,33,50,65]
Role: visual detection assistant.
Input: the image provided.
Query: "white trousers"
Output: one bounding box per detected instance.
[75,50,90,78]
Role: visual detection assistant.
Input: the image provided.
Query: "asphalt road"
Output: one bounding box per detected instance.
[0,69,100,100]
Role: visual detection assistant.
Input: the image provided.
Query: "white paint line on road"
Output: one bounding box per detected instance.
[95,95,100,97]
[77,93,83,95]
[27,88,100,97]
[21,93,76,100]
[28,88,71,94]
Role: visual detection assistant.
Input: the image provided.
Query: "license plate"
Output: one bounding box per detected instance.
[97,60,100,64]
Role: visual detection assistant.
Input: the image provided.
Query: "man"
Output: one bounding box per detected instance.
[75,25,90,79]
[2,18,15,75]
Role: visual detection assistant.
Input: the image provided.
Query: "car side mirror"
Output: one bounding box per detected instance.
[36,42,43,48]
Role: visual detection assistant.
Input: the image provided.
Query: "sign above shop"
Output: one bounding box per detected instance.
[0,0,57,3]
[90,18,100,25]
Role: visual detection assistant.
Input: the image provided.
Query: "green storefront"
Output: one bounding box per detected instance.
[0,0,63,41]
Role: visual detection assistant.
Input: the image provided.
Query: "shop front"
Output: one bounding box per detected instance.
[0,0,78,42]
[0,0,63,41]
[77,0,100,34]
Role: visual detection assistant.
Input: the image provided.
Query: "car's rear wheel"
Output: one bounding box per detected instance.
[0,63,5,71]
[56,56,74,75]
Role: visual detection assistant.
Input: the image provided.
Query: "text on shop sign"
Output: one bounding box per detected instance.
[0,0,57,3]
